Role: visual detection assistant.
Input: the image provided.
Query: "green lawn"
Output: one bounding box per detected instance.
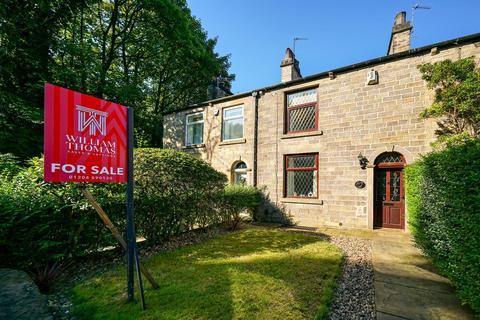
[71,228,343,320]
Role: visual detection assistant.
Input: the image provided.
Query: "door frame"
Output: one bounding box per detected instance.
[373,153,405,229]
[367,146,414,230]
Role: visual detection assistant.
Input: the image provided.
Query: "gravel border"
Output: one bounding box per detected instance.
[328,236,376,320]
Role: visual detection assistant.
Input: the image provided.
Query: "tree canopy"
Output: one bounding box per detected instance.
[418,57,480,145]
[0,0,234,159]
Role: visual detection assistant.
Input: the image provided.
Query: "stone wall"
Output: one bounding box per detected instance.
[164,41,480,229]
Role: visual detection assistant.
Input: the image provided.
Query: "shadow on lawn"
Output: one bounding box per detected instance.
[170,228,330,260]
[72,229,341,320]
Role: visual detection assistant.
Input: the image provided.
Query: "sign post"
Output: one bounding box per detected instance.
[44,83,150,309]
[126,106,135,302]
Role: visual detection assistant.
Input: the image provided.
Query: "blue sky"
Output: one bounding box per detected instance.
[187,0,480,94]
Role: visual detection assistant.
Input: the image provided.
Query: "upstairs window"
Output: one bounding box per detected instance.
[185,112,204,146]
[286,88,318,133]
[223,105,244,140]
[285,153,318,198]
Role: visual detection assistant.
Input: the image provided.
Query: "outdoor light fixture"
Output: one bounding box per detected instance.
[358,153,369,170]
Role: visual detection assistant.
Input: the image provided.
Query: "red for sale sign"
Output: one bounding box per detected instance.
[44,83,128,183]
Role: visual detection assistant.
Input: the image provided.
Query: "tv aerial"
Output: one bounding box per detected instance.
[411,3,431,35]
[293,37,308,54]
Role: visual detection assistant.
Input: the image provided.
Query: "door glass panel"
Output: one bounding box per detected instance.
[375,153,403,164]
[390,171,401,201]
[376,171,386,201]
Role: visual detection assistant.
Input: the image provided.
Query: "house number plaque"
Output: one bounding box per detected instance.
[355,181,366,189]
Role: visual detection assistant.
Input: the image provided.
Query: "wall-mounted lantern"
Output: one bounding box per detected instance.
[358,153,369,170]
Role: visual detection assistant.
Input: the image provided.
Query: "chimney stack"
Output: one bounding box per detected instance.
[280,48,302,82]
[387,12,412,55]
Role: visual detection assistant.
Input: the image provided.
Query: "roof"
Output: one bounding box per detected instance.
[164,32,480,115]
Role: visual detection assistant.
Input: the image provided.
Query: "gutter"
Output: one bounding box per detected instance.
[163,32,480,115]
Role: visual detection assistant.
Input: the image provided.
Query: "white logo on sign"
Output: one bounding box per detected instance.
[76,105,108,136]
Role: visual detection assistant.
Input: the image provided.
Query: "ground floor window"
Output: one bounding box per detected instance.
[284,153,318,198]
[232,161,247,185]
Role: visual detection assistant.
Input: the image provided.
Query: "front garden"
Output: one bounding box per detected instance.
[1,149,349,319]
[71,228,342,320]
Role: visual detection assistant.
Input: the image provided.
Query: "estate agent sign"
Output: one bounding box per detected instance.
[44,83,128,183]
[43,84,151,308]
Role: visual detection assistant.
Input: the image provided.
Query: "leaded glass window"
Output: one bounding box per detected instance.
[390,171,401,201]
[375,153,403,164]
[285,154,318,198]
[223,105,244,140]
[185,112,203,146]
[286,88,318,133]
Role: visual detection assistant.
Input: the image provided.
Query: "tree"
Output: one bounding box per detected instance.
[418,57,480,144]
[0,0,80,159]
[51,0,234,147]
[0,0,234,158]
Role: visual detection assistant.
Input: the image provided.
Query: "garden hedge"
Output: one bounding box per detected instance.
[405,139,480,314]
[0,149,230,270]
[133,148,227,242]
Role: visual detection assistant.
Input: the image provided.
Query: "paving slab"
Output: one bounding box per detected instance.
[377,311,410,320]
[0,269,53,320]
[371,230,473,320]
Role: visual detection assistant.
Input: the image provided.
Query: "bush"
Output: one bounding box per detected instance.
[133,148,227,242]
[405,139,480,314]
[0,149,228,269]
[221,185,262,230]
[0,157,125,270]
[0,153,22,178]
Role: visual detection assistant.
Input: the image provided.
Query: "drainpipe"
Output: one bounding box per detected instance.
[251,91,262,187]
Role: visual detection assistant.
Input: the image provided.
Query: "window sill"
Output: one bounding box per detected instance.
[182,143,205,149]
[281,130,323,140]
[219,138,246,146]
[280,198,324,205]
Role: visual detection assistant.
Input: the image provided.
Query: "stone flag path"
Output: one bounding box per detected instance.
[372,230,473,320]
[0,269,53,320]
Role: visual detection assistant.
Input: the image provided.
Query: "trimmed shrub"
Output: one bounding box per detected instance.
[405,139,480,314]
[133,148,227,242]
[221,185,262,230]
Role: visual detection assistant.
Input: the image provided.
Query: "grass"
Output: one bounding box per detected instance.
[71,227,343,320]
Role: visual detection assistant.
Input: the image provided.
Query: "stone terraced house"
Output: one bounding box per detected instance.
[163,12,480,230]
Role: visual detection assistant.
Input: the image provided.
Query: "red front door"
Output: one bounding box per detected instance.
[374,168,405,229]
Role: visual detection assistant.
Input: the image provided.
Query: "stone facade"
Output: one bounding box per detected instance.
[164,20,480,230]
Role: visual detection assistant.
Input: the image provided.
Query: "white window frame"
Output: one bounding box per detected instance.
[222,105,244,141]
[185,112,204,146]
[232,161,248,185]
